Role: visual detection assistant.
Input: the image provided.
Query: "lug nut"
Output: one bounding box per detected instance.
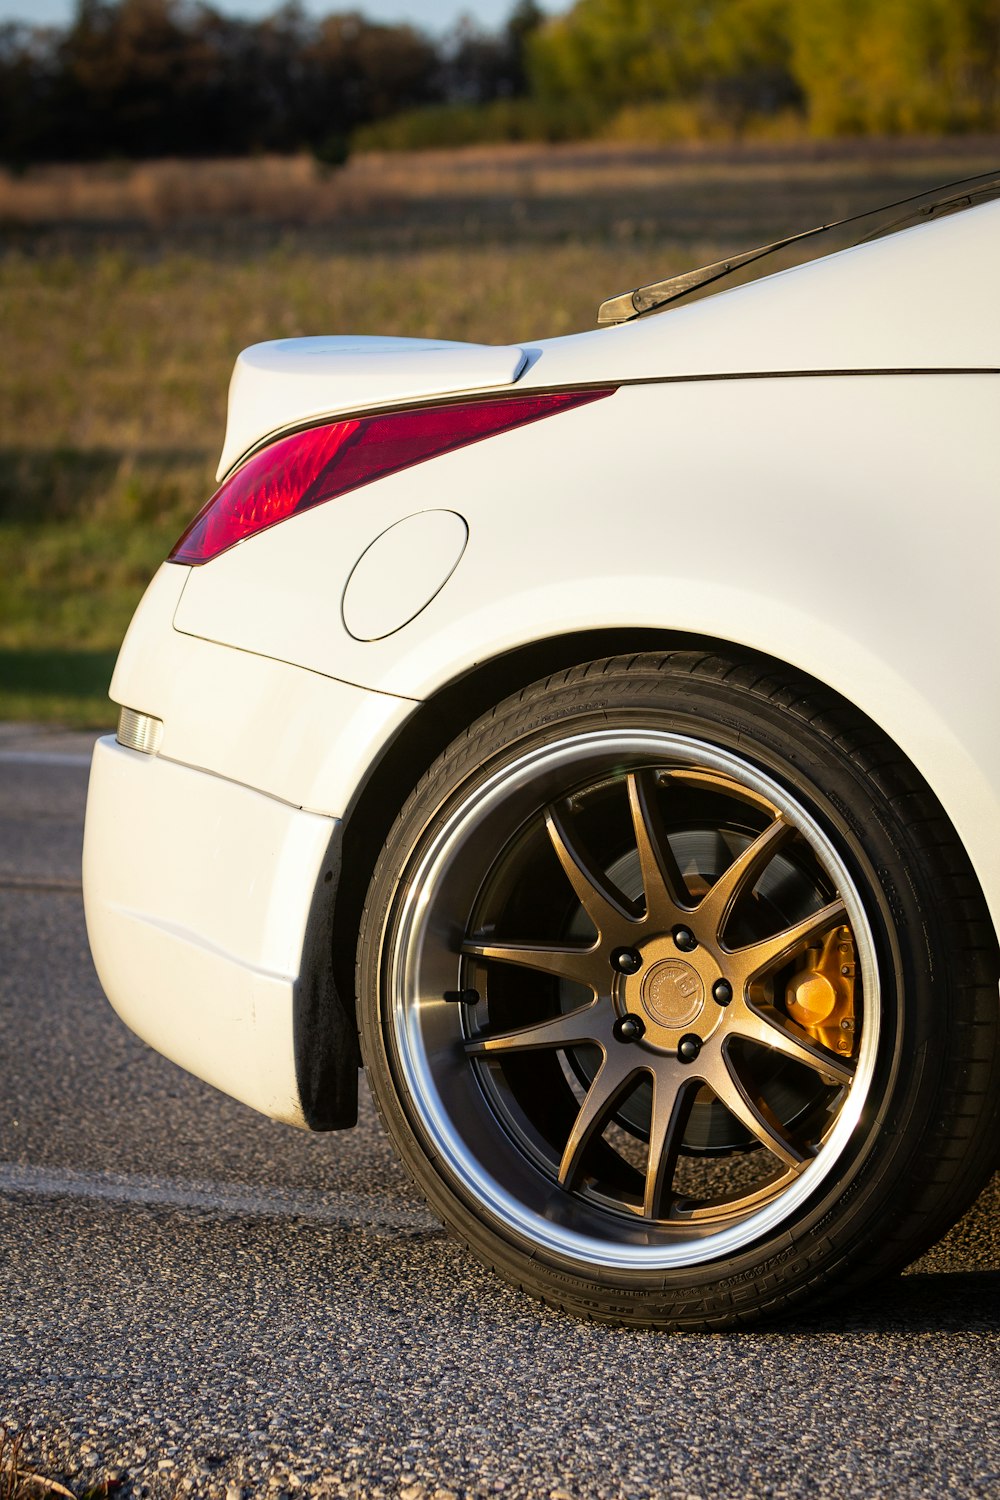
[677,1033,702,1063]
[611,946,642,975]
[672,926,697,952]
[615,1014,646,1043]
[712,979,733,1006]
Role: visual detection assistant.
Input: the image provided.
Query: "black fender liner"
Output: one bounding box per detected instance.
[294,821,360,1130]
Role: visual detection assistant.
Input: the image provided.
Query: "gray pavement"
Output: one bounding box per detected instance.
[0,736,997,1500]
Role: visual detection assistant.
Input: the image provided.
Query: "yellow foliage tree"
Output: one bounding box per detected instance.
[528,0,1000,134]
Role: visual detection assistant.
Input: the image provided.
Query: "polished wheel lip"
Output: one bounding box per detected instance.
[386,729,880,1272]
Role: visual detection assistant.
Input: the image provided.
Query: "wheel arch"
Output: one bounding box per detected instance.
[327,627,1000,1076]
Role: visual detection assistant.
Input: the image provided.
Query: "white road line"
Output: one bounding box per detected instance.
[0,751,94,768]
[0,1162,440,1235]
[0,875,82,892]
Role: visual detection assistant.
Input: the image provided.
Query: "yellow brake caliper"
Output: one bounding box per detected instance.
[784,925,856,1057]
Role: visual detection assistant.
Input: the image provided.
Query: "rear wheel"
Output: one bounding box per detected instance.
[357,652,999,1328]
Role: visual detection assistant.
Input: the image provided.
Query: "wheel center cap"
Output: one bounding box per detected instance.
[640,959,705,1029]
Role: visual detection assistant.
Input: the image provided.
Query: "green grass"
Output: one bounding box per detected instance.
[0,448,207,722]
[2,140,998,723]
[0,649,117,726]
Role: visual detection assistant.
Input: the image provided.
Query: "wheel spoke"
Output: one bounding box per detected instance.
[644,1072,698,1220]
[727,898,847,986]
[696,816,794,941]
[626,769,692,925]
[461,937,603,991]
[732,1006,855,1087]
[545,804,638,938]
[465,998,604,1056]
[558,1048,644,1189]
[710,1054,810,1168]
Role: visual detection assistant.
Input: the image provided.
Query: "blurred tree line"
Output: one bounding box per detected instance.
[0,0,544,163]
[2,0,998,163]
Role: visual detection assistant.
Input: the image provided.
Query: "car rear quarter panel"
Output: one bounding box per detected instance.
[171,372,1000,933]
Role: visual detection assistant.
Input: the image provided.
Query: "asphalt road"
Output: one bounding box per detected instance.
[1,727,997,1500]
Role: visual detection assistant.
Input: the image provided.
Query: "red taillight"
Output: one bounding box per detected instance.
[170,387,616,565]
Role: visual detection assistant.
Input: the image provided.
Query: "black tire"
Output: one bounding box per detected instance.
[357,651,999,1329]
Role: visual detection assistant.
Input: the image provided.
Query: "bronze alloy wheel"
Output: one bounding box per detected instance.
[358,653,1000,1328]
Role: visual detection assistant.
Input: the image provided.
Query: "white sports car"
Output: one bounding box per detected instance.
[84,178,1000,1328]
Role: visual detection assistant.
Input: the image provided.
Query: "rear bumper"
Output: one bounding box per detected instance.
[83,736,342,1127]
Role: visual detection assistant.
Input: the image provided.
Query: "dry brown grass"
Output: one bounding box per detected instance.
[0,1424,103,1500]
[2,136,998,240]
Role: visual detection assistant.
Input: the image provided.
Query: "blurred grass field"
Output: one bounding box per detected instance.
[2,138,998,724]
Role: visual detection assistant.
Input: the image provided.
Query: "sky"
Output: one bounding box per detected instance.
[0,0,563,33]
